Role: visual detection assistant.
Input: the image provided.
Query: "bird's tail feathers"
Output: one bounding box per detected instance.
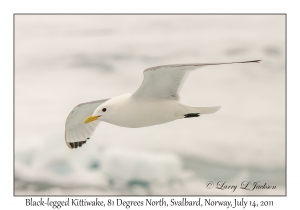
[184,105,221,115]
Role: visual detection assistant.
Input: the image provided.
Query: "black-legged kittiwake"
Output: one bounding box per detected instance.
[65,60,260,149]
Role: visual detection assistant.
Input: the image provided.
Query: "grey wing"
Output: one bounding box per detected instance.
[65,99,110,149]
[132,60,260,99]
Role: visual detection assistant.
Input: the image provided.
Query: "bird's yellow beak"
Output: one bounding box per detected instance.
[84,115,99,124]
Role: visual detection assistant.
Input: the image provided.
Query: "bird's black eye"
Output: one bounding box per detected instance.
[102,108,107,112]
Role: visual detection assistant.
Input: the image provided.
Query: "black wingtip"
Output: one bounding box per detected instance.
[67,139,88,149]
[238,59,261,64]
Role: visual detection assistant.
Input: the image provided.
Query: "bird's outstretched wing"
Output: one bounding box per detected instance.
[132,60,260,99]
[65,99,109,149]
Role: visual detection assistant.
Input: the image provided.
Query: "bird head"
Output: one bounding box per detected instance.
[83,104,110,124]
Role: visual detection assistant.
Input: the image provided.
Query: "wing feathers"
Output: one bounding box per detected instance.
[65,99,109,149]
[133,60,260,99]
[145,60,261,72]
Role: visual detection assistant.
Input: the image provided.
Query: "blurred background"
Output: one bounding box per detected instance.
[15,15,285,195]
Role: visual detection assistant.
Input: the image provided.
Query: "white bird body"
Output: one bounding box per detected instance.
[65,60,260,149]
[96,93,221,128]
[95,93,181,128]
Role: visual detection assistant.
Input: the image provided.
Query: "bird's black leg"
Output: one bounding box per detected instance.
[184,113,200,118]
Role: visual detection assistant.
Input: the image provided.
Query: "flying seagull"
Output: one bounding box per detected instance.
[65,60,260,149]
